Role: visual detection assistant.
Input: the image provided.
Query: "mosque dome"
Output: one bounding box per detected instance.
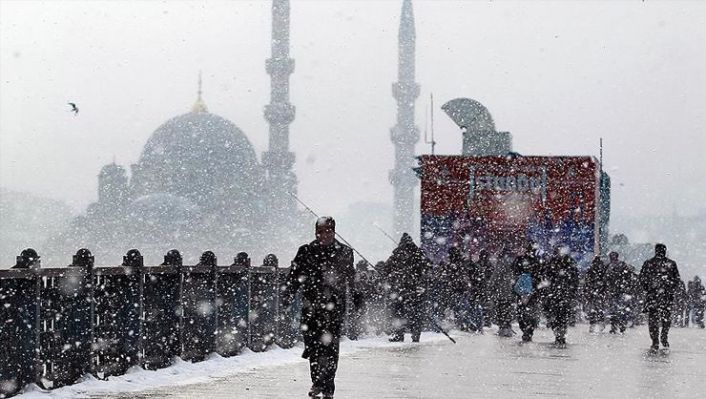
[131,101,264,210]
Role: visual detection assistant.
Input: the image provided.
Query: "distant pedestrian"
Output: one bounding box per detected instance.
[491,247,517,337]
[639,243,682,353]
[446,247,473,331]
[672,279,688,327]
[605,252,634,334]
[382,233,428,342]
[687,276,705,328]
[477,250,494,328]
[282,217,360,399]
[544,249,579,347]
[584,256,608,332]
[513,243,542,342]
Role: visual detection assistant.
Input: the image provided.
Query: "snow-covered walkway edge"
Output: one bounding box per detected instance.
[16,333,450,398]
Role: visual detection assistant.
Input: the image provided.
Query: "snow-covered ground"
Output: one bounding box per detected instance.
[15,334,449,399]
[16,326,706,398]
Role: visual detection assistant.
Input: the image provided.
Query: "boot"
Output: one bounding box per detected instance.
[389,334,404,342]
[308,385,322,397]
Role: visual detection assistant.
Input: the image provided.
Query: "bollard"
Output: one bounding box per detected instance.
[263,254,278,268]
[233,252,251,268]
[71,248,94,271]
[12,248,41,270]
[122,248,144,268]
[162,249,183,267]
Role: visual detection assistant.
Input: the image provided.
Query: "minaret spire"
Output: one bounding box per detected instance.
[390,0,420,238]
[263,0,297,218]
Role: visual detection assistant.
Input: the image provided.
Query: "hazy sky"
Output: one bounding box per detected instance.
[1,0,705,227]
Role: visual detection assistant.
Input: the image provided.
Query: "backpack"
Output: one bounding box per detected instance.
[514,272,534,296]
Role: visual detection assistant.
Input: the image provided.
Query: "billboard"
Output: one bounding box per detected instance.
[418,155,601,269]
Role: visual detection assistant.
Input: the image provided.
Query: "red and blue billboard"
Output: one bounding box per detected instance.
[419,155,601,269]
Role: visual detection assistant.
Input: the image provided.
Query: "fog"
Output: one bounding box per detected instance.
[1,1,705,271]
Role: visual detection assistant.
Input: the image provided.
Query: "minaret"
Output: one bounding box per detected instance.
[390,0,420,238]
[263,0,297,218]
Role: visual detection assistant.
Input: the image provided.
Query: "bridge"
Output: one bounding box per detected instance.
[3,249,706,399]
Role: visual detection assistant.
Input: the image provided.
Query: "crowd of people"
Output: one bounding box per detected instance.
[281,219,704,398]
[351,236,706,351]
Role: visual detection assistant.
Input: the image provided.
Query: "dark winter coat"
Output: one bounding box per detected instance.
[473,255,492,304]
[584,257,608,303]
[283,239,358,331]
[544,255,580,308]
[491,251,516,303]
[639,255,681,312]
[383,236,429,303]
[688,279,705,305]
[605,260,634,301]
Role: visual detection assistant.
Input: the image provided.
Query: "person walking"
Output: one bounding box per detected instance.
[605,252,634,334]
[584,256,608,332]
[639,243,682,353]
[491,247,517,337]
[544,249,579,347]
[282,217,359,399]
[383,233,428,342]
[513,243,542,343]
[687,276,705,328]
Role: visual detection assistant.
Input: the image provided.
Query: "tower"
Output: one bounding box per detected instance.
[98,162,128,207]
[263,0,297,219]
[390,0,420,237]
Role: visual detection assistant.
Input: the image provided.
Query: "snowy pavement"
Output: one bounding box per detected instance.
[18,325,706,399]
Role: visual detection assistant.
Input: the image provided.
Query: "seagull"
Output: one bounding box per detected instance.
[68,102,79,115]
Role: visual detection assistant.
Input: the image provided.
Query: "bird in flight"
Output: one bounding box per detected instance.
[68,102,79,115]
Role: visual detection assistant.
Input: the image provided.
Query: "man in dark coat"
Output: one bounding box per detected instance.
[491,247,517,337]
[383,233,428,342]
[282,217,358,399]
[687,276,705,328]
[513,243,542,342]
[476,250,493,329]
[544,250,579,347]
[584,256,607,332]
[446,247,475,331]
[639,243,681,352]
[605,252,634,334]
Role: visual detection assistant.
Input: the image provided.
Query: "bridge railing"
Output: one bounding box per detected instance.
[0,249,301,398]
